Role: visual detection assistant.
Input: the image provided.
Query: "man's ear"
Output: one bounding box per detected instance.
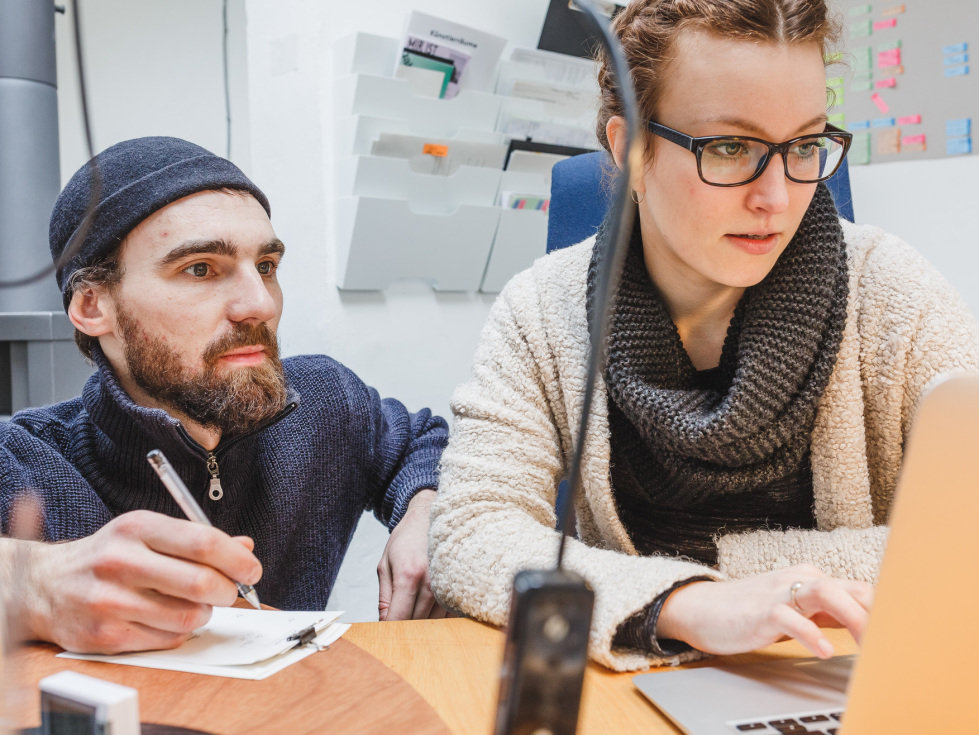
[67,286,114,339]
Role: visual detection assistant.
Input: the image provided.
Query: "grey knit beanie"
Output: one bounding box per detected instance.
[49,136,271,310]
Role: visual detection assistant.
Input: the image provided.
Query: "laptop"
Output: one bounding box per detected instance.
[633,373,979,734]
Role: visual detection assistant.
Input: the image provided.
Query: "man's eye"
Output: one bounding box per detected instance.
[257,260,275,275]
[186,263,210,277]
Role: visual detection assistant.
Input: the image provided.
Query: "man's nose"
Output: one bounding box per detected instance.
[227,266,277,323]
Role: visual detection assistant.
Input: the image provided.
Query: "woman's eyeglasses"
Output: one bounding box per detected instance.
[646,121,853,187]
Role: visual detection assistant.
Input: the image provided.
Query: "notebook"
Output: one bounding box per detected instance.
[633,373,979,734]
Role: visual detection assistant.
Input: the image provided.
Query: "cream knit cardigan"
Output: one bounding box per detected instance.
[429,221,979,671]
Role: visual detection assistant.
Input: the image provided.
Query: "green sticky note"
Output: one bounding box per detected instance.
[850,132,871,165]
[849,4,872,15]
[827,75,845,89]
[850,19,873,39]
[852,78,874,91]
[853,68,873,81]
[878,39,902,51]
[854,46,873,70]
[829,113,846,126]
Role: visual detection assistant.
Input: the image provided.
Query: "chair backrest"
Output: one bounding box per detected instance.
[546,151,855,253]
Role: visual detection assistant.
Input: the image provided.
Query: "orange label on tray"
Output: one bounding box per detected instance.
[422,143,449,157]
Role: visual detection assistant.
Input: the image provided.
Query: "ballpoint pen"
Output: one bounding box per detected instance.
[146,449,261,609]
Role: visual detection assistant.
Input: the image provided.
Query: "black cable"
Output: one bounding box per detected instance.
[0,0,99,290]
[222,0,232,159]
[556,0,642,569]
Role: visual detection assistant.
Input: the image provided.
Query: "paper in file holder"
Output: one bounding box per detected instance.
[481,170,551,293]
[335,197,501,291]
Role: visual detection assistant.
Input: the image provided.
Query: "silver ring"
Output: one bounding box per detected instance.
[789,581,805,614]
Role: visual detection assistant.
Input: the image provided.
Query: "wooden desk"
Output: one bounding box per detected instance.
[345,619,858,735]
[10,618,856,735]
[10,634,451,734]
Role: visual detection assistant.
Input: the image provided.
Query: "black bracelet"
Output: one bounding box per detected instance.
[611,576,715,657]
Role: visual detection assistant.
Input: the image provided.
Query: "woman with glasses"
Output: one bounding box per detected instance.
[429,0,979,670]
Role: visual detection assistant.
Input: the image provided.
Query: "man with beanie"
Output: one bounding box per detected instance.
[0,137,448,654]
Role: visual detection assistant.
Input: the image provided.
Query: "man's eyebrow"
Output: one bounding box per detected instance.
[261,239,286,257]
[157,238,285,268]
[701,114,829,138]
[158,239,238,268]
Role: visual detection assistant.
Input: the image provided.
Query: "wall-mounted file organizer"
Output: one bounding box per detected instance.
[335,197,501,291]
[332,32,567,292]
[335,155,503,214]
[334,74,505,138]
[480,170,551,293]
[334,114,505,158]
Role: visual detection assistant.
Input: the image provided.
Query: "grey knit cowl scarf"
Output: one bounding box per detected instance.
[587,183,849,507]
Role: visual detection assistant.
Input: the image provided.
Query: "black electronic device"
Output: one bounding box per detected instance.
[493,570,594,735]
[493,1,642,734]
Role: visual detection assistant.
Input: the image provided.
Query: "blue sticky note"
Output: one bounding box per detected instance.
[946,138,972,156]
[945,65,970,77]
[946,118,972,137]
[943,43,968,55]
[872,117,896,127]
[944,53,969,65]
[849,120,871,130]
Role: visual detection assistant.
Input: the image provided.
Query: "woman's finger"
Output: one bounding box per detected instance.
[770,604,834,659]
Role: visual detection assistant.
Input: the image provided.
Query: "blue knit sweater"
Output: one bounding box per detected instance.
[0,352,448,611]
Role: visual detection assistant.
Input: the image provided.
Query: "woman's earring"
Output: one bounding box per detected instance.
[631,189,645,204]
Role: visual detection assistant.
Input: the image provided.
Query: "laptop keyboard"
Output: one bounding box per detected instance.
[727,709,843,734]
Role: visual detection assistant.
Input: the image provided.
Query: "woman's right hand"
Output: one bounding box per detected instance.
[656,564,874,658]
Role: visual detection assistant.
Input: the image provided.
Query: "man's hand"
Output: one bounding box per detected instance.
[657,564,874,659]
[377,489,445,621]
[5,510,262,654]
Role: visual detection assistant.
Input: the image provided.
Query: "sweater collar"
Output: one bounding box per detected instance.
[82,345,300,464]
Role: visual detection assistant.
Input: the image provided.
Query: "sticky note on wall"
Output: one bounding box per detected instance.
[943,43,968,55]
[873,18,897,31]
[877,128,901,155]
[850,133,871,165]
[897,114,921,125]
[945,53,969,66]
[871,92,889,113]
[850,20,873,38]
[946,118,972,137]
[878,49,901,67]
[945,66,970,77]
[875,77,897,88]
[849,4,872,15]
[854,46,873,70]
[946,138,972,156]
[882,4,905,15]
[849,120,871,131]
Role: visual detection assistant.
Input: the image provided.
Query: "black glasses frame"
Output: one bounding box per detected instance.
[646,120,853,187]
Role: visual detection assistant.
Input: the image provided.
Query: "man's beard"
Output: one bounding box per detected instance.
[116,308,288,436]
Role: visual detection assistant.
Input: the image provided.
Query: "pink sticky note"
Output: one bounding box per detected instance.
[897,114,921,125]
[873,18,898,30]
[902,134,926,145]
[871,92,890,113]
[875,77,897,88]
[877,49,901,66]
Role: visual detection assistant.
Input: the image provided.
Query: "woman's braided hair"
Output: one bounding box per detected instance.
[595,0,843,153]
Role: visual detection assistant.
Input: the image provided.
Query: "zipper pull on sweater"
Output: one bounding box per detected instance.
[207,453,223,500]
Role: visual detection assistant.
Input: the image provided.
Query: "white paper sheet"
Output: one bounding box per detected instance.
[57,609,348,680]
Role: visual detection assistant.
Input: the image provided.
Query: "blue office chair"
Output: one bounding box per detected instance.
[546,150,855,253]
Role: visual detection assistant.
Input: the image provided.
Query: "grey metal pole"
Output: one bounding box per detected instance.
[0,0,63,311]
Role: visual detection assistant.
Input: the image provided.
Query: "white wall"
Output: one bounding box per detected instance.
[849,156,979,317]
[56,0,249,180]
[54,0,979,622]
